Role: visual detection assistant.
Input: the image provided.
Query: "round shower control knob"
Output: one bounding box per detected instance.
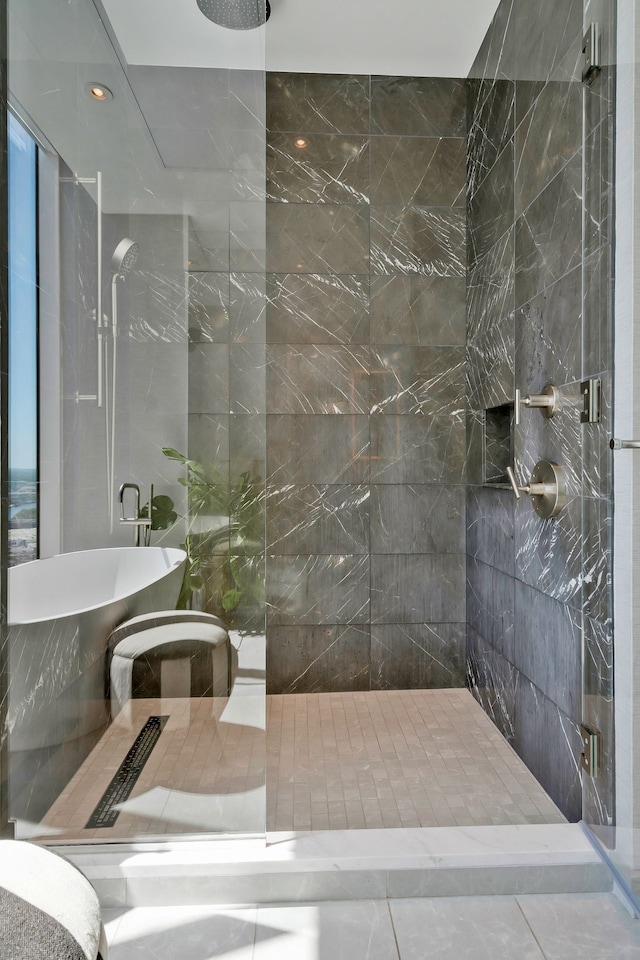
[505,460,567,519]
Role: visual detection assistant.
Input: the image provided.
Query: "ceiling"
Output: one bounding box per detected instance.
[99,0,502,76]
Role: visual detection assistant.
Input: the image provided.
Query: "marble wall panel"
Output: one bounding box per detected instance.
[267,274,369,344]
[513,579,581,719]
[266,203,369,274]
[371,484,465,555]
[466,558,515,661]
[514,153,582,309]
[515,79,583,217]
[371,623,466,689]
[370,346,465,417]
[370,415,466,484]
[515,265,582,391]
[188,342,230,414]
[230,342,267,414]
[266,73,369,134]
[370,137,465,207]
[468,140,514,266]
[371,554,466,623]
[467,78,515,197]
[265,344,370,414]
[266,415,370,485]
[369,275,465,346]
[267,133,369,204]
[370,206,465,276]
[466,485,515,576]
[266,554,370,625]
[230,273,266,343]
[267,625,371,694]
[188,273,230,343]
[370,77,467,137]
[582,615,614,835]
[466,625,517,741]
[513,676,582,821]
[266,484,370,555]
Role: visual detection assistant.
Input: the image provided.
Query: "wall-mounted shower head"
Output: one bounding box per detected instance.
[111,238,138,276]
[197,0,270,30]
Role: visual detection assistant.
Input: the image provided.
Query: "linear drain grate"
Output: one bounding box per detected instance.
[86,715,168,828]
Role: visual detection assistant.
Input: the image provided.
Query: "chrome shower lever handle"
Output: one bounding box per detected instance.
[506,461,566,519]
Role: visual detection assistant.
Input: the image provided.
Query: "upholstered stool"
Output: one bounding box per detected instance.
[0,840,107,959]
[108,610,231,718]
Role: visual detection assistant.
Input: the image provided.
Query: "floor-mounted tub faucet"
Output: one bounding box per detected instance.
[118,482,153,546]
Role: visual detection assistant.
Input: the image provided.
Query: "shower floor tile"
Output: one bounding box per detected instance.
[34,687,564,842]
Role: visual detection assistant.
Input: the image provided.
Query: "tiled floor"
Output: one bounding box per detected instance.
[103,894,640,959]
[36,686,563,841]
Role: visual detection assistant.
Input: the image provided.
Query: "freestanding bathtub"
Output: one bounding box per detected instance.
[8,547,186,752]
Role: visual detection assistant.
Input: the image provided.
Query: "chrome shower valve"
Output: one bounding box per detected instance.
[506,460,566,519]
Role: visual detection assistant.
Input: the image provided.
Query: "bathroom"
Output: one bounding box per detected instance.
[3,0,640,913]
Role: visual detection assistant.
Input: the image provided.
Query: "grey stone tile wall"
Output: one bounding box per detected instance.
[466,0,615,824]
[266,74,467,695]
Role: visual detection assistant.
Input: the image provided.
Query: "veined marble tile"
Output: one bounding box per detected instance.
[467,77,515,198]
[266,73,369,135]
[370,76,466,137]
[266,483,370,555]
[266,554,370,625]
[266,204,369,275]
[371,206,465,277]
[266,415,369,485]
[267,274,369,345]
[267,133,369,204]
[267,625,370,694]
[370,275,465,346]
[266,344,370,415]
[371,484,465,555]
[370,346,465,417]
[371,554,465,623]
[371,623,466,689]
[517,893,640,960]
[370,136,465,207]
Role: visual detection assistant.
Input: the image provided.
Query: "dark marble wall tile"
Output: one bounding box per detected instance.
[188,413,229,467]
[267,274,369,345]
[230,273,266,343]
[513,579,581,718]
[266,203,369,274]
[230,413,266,479]
[515,79,583,217]
[371,623,466,689]
[188,342,229,414]
[370,346,465,417]
[267,625,371,693]
[582,496,612,624]
[230,342,266,414]
[230,201,266,273]
[583,245,613,378]
[370,415,465,484]
[514,153,582,309]
[371,554,466,623]
[513,676,582,821]
[466,485,515,576]
[267,133,369,204]
[466,312,515,411]
[370,137,465,207]
[468,140,514,266]
[265,344,369,415]
[371,206,465,276]
[466,558,515,661]
[370,275,465,346]
[266,484,370,555]
[266,415,369,484]
[267,554,370,625]
[467,625,517,741]
[514,0,583,89]
[371,484,465,555]
[267,73,370,134]
[467,79,515,197]
[467,226,514,343]
[582,615,614,832]
[515,265,582,391]
[466,412,485,486]
[514,495,582,609]
[371,77,466,137]
[188,273,229,342]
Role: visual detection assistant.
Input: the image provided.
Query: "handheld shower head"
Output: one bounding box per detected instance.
[197,0,270,30]
[111,238,138,276]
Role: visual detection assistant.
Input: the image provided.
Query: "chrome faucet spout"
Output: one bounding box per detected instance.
[118,482,152,546]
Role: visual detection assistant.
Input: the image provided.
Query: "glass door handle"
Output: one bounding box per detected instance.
[610,438,640,449]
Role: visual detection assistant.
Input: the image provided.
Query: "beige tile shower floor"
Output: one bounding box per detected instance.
[36,689,564,842]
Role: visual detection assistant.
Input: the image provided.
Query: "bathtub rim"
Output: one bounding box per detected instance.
[8,546,187,626]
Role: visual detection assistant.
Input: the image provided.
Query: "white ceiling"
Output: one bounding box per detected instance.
[100,0,501,76]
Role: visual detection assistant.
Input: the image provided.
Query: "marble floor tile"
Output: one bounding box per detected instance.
[516,893,640,959]
[390,896,545,960]
[254,901,399,960]
[105,905,257,959]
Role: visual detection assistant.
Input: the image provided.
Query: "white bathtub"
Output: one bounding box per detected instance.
[8,547,186,751]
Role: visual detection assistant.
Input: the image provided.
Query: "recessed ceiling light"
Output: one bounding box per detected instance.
[294,137,308,149]
[85,82,113,103]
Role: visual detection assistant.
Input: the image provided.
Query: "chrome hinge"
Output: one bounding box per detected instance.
[580,378,601,423]
[580,724,601,778]
[582,23,601,83]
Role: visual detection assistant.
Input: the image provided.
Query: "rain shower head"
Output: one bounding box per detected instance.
[197,0,270,30]
[111,238,139,276]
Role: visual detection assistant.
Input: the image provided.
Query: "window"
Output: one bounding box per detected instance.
[8,113,38,565]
